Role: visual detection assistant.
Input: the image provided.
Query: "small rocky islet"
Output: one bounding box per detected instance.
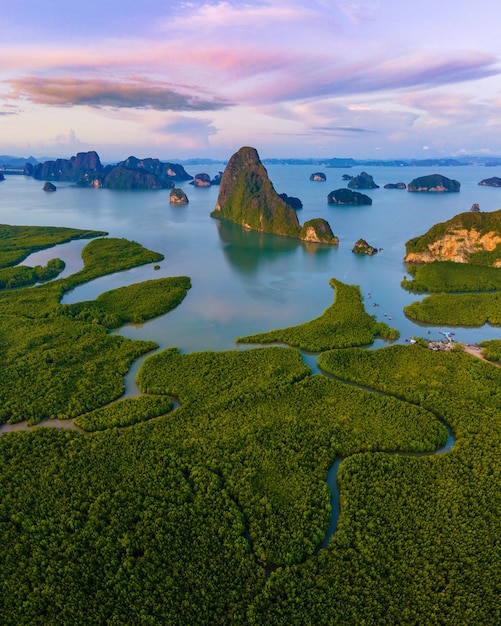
[327,188,372,205]
[352,238,378,255]
[169,188,189,205]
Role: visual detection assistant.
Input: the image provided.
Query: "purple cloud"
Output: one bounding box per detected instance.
[5,77,232,112]
[241,51,500,105]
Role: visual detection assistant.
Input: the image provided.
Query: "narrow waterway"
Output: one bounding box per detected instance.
[318,363,456,550]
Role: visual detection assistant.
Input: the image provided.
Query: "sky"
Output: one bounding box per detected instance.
[1,0,500,161]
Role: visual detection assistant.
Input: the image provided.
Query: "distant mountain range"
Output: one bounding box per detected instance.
[2,153,501,170]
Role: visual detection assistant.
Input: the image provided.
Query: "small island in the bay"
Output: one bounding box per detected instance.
[404,208,501,265]
[278,193,303,210]
[384,182,406,189]
[211,146,337,244]
[407,173,460,193]
[310,172,326,181]
[352,239,378,255]
[43,182,57,192]
[190,173,211,187]
[348,171,379,189]
[327,188,372,205]
[169,188,189,205]
[478,176,501,187]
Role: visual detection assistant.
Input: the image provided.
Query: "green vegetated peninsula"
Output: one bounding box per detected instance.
[403,209,501,325]
[238,278,399,350]
[211,146,338,244]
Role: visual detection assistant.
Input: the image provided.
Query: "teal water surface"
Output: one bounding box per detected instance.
[3,164,501,355]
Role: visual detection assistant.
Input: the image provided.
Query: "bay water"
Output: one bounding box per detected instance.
[3,163,501,358]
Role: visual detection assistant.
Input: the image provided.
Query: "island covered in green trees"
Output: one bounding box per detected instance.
[403,208,501,326]
[0,205,500,622]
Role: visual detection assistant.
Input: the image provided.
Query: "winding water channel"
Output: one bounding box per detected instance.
[0,336,457,552]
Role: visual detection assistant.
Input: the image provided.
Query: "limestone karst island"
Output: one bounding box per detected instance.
[211,146,338,244]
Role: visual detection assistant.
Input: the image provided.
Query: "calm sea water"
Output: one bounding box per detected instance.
[3,164,501,356]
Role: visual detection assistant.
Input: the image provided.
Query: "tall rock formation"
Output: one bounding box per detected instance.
[212,147,337,244]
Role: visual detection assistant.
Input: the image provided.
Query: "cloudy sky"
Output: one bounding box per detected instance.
[1,0,500,161]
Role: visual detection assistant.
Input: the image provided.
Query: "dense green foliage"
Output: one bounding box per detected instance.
[404,291,501,326]
[74,395,174,431]
[405,208,501,257]
[0,315,156,425]
[403,211,501,324]
[478,339,501,363]
[299,218,338,244]
[0,223,500,623]
[1,341,450,623]
[237,278,399,350]
[0,224,105,268]
[61,237,164,290]
[58,276,191,327]
[137,346,311,405]
[0,257,65,289]
[0,235,186,425]
[402,261,501,293]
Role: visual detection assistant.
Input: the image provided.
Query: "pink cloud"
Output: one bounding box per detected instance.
[164,1,317,30]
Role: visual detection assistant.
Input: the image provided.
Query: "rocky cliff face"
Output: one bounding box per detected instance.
[407,173,460,192]
[117,156,192,183]
[212,147,302,238]
[310,172,326,181]
[101,156,192,189]
[405,228,501,265]
[170,188,189,204]
[212,146,336,243]
[404,209,501,266]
